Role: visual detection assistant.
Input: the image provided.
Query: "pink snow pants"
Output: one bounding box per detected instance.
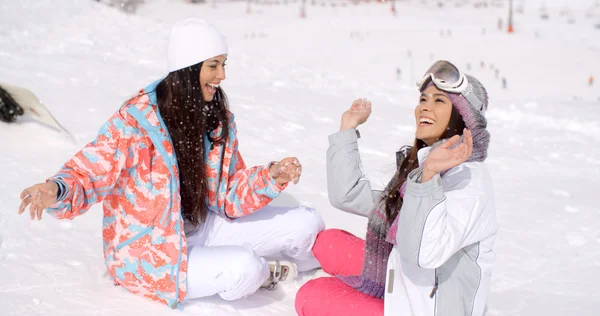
[295,229,384,316]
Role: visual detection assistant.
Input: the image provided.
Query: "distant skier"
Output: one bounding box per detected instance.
[0,85,24,123]
[95,0,141,13]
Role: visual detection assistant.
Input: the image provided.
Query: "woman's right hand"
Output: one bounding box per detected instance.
[18,182,59,220]
[340,98,372,131]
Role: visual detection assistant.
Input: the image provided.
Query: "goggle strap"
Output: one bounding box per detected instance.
[461,85,484,113]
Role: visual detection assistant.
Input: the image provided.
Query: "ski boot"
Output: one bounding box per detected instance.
[260,260,297,291]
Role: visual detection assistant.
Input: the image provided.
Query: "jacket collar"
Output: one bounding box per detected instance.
[417,146,432,166]
[120,79,165,132]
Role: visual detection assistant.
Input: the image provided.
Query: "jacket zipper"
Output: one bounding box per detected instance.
[170,218,184,309]
[429,273,439,298]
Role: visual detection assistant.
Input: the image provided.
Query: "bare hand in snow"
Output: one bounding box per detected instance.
[340,98,372,131]
[422,129,473,182]
[269,157,302,185]
[18,182,59,220]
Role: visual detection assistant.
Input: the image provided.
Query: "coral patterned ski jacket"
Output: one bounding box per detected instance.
[46,80,286,308]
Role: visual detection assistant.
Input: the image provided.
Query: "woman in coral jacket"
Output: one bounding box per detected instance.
[17,18,324,309]
[296,60,497,316]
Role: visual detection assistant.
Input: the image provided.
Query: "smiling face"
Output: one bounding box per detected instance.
[414,85,454,146]
[199,54,227,102]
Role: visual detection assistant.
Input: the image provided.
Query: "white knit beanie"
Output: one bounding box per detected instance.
[167,18,228,72]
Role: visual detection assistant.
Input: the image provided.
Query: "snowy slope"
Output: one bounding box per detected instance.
[1,0,599,315]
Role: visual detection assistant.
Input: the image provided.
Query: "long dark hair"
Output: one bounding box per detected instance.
[383,105,466,224]
[156,62,230,225]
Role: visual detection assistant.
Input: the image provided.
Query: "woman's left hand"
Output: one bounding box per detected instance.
[269,157,302,185]
[422,129,473,182]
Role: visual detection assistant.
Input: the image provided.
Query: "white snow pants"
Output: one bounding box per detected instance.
[185,205,325,301]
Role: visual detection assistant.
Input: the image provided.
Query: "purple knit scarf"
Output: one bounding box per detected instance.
[336,181,407,299]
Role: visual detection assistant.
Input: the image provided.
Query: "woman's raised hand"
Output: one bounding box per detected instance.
[422,129,473,182]
[340,98,372,131]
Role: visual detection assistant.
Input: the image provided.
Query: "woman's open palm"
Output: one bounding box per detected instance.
[424,129,473,175]
[18,182,58,220]
[340,98,371,130]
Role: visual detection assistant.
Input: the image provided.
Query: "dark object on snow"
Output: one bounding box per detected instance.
[0,85,24,123]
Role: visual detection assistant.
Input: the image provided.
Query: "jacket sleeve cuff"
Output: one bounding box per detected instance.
[328,129,360,146]
[47,177,70,202]
[265,162,287,193]
[406,167,443,196]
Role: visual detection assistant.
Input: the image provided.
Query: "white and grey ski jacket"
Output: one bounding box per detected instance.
[326,129,498,316]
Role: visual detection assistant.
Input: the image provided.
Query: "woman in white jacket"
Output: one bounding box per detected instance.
[295,60,497,316]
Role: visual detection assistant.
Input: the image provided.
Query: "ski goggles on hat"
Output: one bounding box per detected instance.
[416,60,485,113]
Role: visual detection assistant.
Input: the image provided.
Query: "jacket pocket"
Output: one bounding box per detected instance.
[115,226,153,252]
[111,226,154,287]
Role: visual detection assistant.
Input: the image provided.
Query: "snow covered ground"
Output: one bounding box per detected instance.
[1,0,599,315]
